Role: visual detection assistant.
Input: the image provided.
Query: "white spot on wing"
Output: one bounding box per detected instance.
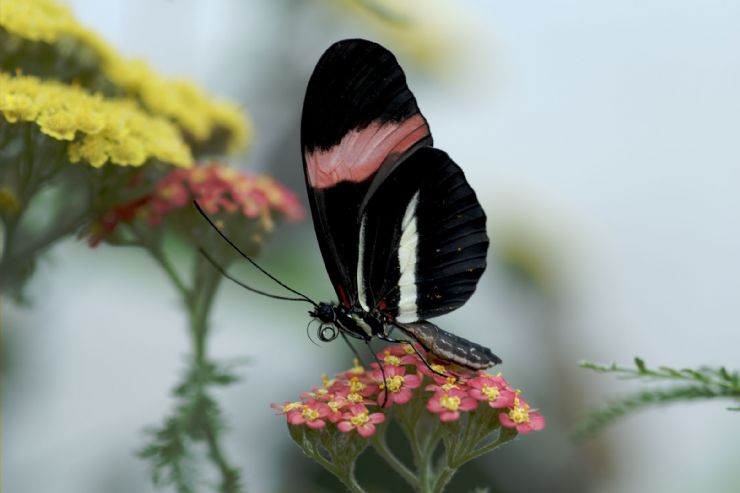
[396,191,420,323]
[357,215,369,311]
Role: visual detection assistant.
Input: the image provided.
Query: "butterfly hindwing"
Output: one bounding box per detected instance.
[301,39,432,306]
[358,147,489,322]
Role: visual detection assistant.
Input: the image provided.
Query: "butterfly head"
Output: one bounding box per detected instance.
[310,302,336,324]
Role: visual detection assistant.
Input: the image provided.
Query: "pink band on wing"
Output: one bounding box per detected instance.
[306,113,429,189]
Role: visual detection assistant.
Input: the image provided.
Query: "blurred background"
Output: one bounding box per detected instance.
[3,0,740,492]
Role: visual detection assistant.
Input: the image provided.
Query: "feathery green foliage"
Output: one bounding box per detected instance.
[574,357,740,440]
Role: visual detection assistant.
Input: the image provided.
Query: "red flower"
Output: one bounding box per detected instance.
[368,365,421,408]
[426,388,478,422]
[499,397,545,434]
[467,373,516,409]
[287,400,331,430]
[336,404,385,437]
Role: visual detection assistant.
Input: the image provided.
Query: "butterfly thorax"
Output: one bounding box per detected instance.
[311,302,387,341]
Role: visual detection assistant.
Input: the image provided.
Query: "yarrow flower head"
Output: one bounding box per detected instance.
[274,344,544,437]
[0,0,250,155]
[0,72,192,168]
[86,161,303,247]
[277,345,545,493]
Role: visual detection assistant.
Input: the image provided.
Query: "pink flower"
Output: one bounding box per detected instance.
[499,397,545,434]
[371,349,417,369]
[467,373,516,409]
[336,404,385,437]
[368,365,421,408]
[417,359,472,386]
[426,388,478,422]
[270,401,304,417]
[287,400,331,429]
[325,395,348,423]
[335,358,367,379]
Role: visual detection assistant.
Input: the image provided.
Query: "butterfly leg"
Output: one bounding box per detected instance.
[339,331,368,367]
[378,332,452,380]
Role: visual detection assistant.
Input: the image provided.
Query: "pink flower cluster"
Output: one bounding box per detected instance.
[87,162,304,246]
[272,344,545,438]
[146,162,304,225]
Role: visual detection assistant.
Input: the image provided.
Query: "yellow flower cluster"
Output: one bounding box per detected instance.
[105,60,250,151]
[0,72,192,168]
[0,0,250,153]
[0,0,75,43]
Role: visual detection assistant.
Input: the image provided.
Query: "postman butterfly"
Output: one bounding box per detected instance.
[197,39,500,371]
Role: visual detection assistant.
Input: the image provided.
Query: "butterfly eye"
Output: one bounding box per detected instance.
[318,324,339,342]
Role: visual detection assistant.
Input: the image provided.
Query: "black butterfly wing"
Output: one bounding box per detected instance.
[301,39,432,306]
[358,147,489,322]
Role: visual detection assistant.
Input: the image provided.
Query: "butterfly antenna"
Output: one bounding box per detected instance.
[194,201,317,306]
[306,319,320,346]
[199,248,312,304]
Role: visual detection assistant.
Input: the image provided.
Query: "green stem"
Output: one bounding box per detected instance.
[370,425,417,488]
[396,408,424,480]
[450,427,517,468]
[419,426,443,492]
[131,225,189,300]
[431,425,516,493]
[204,424,240,493]
[431,467,456,493]
[310,443,366,493]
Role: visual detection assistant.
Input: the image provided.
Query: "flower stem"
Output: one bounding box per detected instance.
[309,441,366,493]
[451,426,517,467]
[370,424,417,487]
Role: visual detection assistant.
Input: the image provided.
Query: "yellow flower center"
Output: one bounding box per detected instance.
[382,375,404,393]
[350,411,370,427]
[508,399,530,424]
[282,402,302,413]
[191,167,208,183]
[328,400,341,412]
[349,377,366,393]
[440,394,461,411]
[321,373,335,389]
[302,407,319,421]
[403,344,416,355]
[482,384,500,401]
[431,364,446,374]
[347,393,364,403]
[350,358,365,374]
[383,352,401,366]
[159,184,180,200]
[440,376,458,391]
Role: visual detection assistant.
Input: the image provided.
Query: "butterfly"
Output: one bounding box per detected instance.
[300,39,500,370]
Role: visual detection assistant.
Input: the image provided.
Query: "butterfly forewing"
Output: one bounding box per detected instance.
[301,39,432,306]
